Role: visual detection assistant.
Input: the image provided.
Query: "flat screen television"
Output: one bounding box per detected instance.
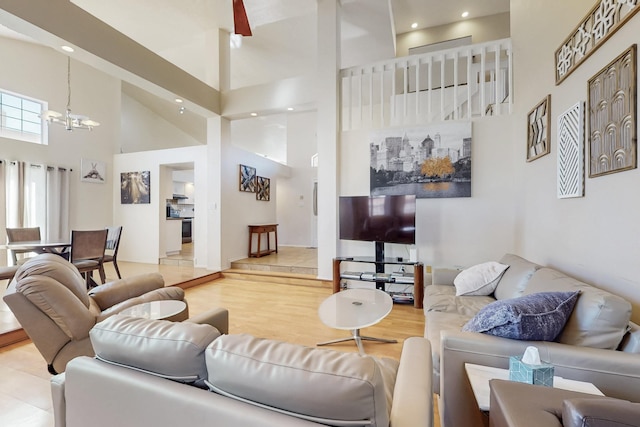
[339,195,416,245]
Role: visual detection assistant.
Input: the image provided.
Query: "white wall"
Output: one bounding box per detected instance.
[511,0,640,321]
[121,94,203,153]
[0,37,305,273]
[113,146,208,265]
[0,37,119,232]
[231,114,287,164]
[335,3,640,325]
[276,111,318,247]
[220,142,291,267]
[396,12,511,57]
[338,114,518,267]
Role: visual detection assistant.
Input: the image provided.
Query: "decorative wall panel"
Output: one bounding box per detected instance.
[557,102,585,198]
[526,95,551,162]
[555,0,639,85]
[239,164,256,192]
[256,176,270,201]
[588,45,637,177]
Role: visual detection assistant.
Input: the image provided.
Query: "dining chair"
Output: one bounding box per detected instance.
[104,226,123,279]
[6,227,41,266]
[70,229,108,288]
[0,265,19,285]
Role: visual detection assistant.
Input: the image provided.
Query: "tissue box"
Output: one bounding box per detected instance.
[509,356,554,387]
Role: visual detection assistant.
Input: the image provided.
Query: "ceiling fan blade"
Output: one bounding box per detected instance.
[233,0,252,36]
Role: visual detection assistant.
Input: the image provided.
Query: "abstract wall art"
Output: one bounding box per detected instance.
[80,158,106,183]
[120,171,150,204]
[588,45,637,178]
[256,176,270,201]
[557,102,585,199]
[526,95,551,162]
[555,0,639,84]
[239,164,256,192]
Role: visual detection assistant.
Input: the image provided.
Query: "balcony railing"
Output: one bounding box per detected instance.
[340,38,513,131]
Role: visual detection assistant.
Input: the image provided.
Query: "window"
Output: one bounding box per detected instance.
[0,89,48,145]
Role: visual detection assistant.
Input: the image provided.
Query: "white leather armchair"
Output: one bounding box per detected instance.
[3,253,187,374]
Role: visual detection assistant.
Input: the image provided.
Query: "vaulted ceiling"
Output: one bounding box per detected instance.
[0,0,509,145]
[67,0,509,89]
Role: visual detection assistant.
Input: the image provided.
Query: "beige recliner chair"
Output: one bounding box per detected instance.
[3,253,187,374]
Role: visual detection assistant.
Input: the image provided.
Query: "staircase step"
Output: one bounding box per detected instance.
[223,269,330,289]
[159,258,194,267]
[230,261,317,276]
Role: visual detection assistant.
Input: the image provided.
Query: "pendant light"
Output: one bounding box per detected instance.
[41,57,100,131]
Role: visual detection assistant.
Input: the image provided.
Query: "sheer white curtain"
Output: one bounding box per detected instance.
[3,160,25,266]
[0,161,6,264]
[24,163,47,232]
[5,160,24,228]
[2,160,70,242]
[0,161,5,234]
[46,166,70,240]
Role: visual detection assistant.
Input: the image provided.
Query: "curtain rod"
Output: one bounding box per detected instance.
[2,160,73,171]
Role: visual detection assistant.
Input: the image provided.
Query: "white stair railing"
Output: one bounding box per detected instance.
[340,38,512,131]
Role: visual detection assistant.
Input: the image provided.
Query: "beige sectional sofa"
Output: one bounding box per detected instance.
[52,315,434,427]
[489,379,640,427]
[423,253,640,427]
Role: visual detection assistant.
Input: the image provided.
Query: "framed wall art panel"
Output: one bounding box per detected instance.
[239,164,256,192]
[526,95,551,162]
[369,121,472,198]
[588,45,637,178]
[80,158,106,183]
[557,102,585,199]
[120,171,150,204]
[555,1,639,85]
[256,176,270,201]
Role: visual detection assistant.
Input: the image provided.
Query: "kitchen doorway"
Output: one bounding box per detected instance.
[160,163,196,266]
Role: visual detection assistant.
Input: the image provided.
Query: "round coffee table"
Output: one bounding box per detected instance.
[317,288,397,354]
[119,300,188,322]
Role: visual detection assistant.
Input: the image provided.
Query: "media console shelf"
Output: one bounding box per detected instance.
[332,257,424,309]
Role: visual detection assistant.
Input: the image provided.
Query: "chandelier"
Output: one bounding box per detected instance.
[41,57,100,131]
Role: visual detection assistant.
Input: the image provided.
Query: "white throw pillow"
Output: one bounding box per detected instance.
[454,261,509,296]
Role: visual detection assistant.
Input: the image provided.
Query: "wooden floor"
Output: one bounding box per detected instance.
[0,251,214,336]
[0,249,437,427]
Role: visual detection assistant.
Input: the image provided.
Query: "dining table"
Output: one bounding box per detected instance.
[2,240,72,264]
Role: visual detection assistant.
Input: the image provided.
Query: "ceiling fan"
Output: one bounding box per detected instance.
[233,0,252,36]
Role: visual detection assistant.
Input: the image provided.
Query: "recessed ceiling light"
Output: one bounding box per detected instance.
[61,45,74,52]
[461,11,469,18]
[250,112,258,117]
[411,22,418,29]
[179,106,185,114]
[175,98,183,103]
[287,107,294,111]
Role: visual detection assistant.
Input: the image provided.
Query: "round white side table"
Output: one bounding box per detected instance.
[119,300,188,322]
[317,288,397,354]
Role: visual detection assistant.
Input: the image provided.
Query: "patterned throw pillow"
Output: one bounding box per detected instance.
[462,291,580,341]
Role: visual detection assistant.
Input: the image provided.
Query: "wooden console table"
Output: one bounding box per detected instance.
[248,224,278,258]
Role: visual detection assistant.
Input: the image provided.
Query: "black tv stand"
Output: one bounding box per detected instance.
[375,242,385,270]
[332,255,424,309]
